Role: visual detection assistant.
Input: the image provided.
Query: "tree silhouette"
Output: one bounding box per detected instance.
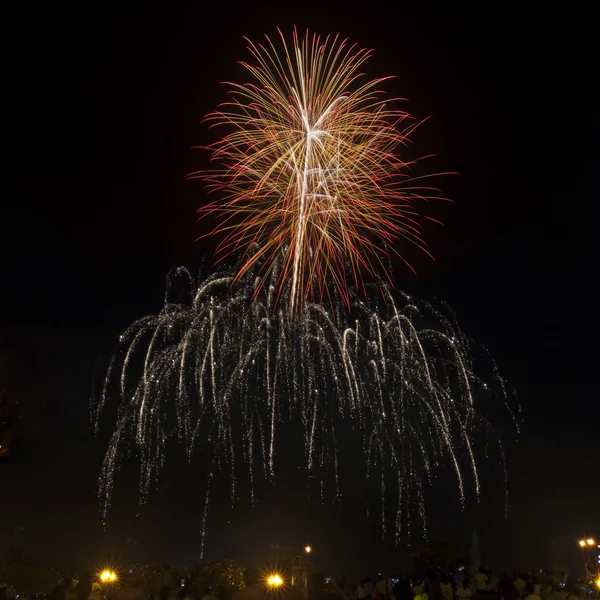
[0,548,60,593]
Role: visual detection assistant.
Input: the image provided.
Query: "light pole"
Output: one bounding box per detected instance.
[578,538,599,596]
[304,544,313,576]
[291,544,312,589]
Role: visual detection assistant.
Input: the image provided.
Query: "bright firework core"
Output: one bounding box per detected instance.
[192,28,444,313]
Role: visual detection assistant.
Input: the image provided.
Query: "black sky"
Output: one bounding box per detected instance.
[2,0,599,579]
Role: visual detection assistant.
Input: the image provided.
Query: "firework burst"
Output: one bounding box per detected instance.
[94,257,518,541]
[95,30,518,547]
[190,28,446,313]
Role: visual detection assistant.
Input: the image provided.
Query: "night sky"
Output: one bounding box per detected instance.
[2,0,599,580]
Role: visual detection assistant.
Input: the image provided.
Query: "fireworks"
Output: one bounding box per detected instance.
[191,29,445,313]
[95,29,517,545]
[94,258,517,541]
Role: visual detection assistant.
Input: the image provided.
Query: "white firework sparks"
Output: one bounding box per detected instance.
[93,256,518,542]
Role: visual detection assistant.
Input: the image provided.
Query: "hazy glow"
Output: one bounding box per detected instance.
[267,574,284,587]
[100,569,117,582]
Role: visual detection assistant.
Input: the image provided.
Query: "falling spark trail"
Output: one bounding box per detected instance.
[200,471,213,560]
[94,259,517,538]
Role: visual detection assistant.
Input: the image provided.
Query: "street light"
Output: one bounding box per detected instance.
[267,574,284,588]
[305,546,312,554]
[587,538,596,546]
[100,569,118,583]
[580,540,587,548]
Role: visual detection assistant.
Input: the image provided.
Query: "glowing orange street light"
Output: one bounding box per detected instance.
[579,540,587,547]
[100,569,118,583]
[586,538,595,546]
[267,574,284,588]
[305,546,312,554]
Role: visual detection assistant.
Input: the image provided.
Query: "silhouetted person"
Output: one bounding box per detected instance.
[376,576,388,600]
[474,568,488,597]
[457,580,473,600]
[394,577,411,600]
[426,571,442,600]
[488,571,498,595]
[499,576,518,600]
[523,582,541,600]
[393,578,402,600]
[441,575,453,600]
[412,585,427,600]
[514,574,526,597]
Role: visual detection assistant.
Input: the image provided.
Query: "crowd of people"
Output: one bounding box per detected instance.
[193,568,588,600]
[336,569,586,600]
[0,565,590,600]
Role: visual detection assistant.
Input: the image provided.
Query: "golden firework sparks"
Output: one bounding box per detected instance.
[191,28,445,313]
